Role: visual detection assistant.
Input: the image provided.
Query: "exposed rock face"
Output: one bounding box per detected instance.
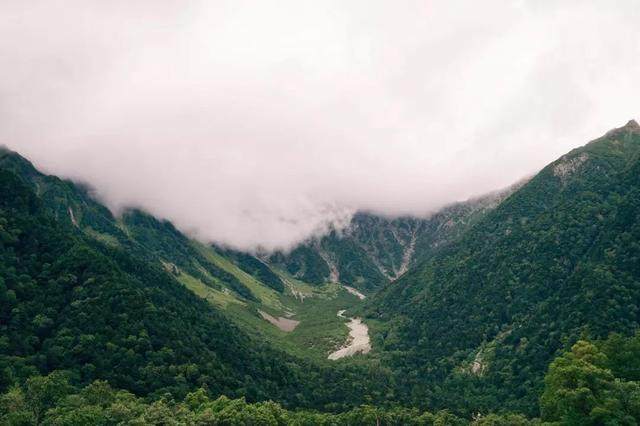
[68,207,79,227]
[269,184,522,291]
[553,153,589,180]
[626,119,640,131]
[604,119,640,138]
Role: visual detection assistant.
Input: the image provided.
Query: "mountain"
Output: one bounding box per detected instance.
[0,148,395,412]
[268,188,518,292]
[0,150,262,303]
[0,164,305,403]
[365,119,640,415]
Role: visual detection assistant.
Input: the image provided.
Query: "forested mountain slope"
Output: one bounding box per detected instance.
[0,150,267,304]
[366,119,640,415]
[0,167,310,402]
[0,158,400,414]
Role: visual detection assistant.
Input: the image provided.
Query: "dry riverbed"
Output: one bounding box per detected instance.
[328,310,371,360]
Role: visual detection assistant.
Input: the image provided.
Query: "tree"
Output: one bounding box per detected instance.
[0,385,33,425]
[540,340,636,425]
[24,371,73,424]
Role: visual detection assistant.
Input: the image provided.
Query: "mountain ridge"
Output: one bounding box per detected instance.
[364,119,640,415]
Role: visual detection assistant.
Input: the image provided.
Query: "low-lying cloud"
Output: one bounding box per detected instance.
[1,1,639,250]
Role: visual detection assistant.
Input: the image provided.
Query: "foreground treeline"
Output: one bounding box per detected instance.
[4,332,640,425]
[0,374,529,425]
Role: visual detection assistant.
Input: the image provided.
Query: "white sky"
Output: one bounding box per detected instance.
[1,0,639,250]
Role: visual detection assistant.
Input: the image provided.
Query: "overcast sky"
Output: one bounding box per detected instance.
[1,1,639,250]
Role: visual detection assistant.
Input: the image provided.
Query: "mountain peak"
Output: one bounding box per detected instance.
[603,118,640,138]
[624,119,640,131]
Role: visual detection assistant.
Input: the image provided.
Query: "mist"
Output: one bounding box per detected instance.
[1,1,639,250]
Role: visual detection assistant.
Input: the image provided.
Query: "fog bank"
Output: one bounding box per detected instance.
[1,1,639,250]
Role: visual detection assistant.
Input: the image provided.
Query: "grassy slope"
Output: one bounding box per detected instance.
[188,241,364,361]
[176,272,243,308]
[191,241,284,311]
[185,273,362,362]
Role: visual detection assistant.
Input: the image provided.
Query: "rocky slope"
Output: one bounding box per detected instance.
[268,187,520,292]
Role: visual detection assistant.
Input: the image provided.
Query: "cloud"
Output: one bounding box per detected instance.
[1,0,639,250]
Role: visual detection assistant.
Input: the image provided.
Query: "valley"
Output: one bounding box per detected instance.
[168,242,372,361]
[3,1,639,423]
[2,120,640,424]
[210,275,370,361]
